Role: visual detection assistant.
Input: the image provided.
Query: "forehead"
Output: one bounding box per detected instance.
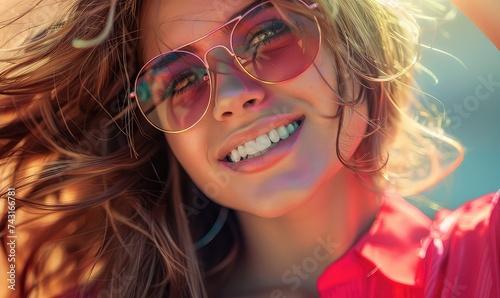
[139,0,252,61]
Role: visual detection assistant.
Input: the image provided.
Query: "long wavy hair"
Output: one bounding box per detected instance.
[0,0,462,297]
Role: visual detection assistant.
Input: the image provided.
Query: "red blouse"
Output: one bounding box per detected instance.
[317,190,500,297]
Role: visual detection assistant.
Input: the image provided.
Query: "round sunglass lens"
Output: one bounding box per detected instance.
[135,51,210,132]
[232,3,320,82]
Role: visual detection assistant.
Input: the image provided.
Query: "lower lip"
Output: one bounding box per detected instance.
[219,120,304,174]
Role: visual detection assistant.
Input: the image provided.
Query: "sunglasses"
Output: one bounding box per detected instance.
[132,0,320,133]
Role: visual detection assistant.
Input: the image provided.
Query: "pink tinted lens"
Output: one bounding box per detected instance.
[232,2,320,82]
[135,51,210,132]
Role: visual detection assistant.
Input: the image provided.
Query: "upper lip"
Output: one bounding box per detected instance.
[217,113,304,161]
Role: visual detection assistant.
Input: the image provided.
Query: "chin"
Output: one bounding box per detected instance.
[237,186,316,219]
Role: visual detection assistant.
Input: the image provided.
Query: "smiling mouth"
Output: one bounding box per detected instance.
[225,119,303,163]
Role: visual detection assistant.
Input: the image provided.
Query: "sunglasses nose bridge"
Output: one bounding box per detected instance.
[203,45,236,69]
[203,45,247,81]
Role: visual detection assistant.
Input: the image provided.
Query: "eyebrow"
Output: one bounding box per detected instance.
[175,0,264,53]
[227,0,264,20]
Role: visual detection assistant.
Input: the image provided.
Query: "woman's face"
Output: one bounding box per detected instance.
[139,0,368,218]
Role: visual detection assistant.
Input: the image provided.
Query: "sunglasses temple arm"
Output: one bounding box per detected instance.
[297,0,318,10]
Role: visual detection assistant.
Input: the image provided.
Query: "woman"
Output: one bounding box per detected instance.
[0,0,498,297]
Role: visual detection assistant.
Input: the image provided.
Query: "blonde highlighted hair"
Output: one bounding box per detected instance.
[0,0,461,296]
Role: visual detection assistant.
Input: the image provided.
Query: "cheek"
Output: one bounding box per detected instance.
[165,131,227,198]
[311,48,368,157]
[284,49,342,117]
[339,103,369,158]
[165,132,208,180]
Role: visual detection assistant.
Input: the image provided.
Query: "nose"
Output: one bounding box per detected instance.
[205,47,265,121]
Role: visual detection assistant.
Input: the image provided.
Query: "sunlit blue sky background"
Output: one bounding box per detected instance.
[410,5,500,216]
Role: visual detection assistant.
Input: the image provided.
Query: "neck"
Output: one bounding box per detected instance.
[233,168,382,293]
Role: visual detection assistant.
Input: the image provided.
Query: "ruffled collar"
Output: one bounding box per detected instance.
[317,190,432,290]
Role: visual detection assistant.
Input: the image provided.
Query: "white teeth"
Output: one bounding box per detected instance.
[230,149,241,162]
[256,134,272,151]
[244,140,258,155]
[237,145,247,158]
[268,129,280,143]
[226,120,302,162]
[277,126,289,139]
